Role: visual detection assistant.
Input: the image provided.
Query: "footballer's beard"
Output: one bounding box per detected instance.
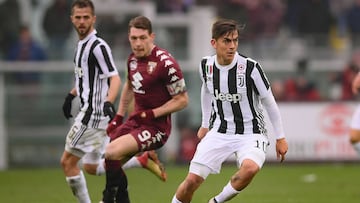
[76,26,91,39]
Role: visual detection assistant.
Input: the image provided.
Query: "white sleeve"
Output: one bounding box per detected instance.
[261,90,285,139]
[93,42,118,79]
[201,83,212,128]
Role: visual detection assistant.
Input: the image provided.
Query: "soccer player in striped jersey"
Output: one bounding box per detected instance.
[172,18,288,203]
[350,71,360,156]
[101,15,188,203]
[60,1,166,203]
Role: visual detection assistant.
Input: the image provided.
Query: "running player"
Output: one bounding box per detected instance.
[171,18,288,203]
[101,15,189,203]
[60,2,165,203]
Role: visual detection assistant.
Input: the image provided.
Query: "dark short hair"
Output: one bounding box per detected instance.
[212,18,244,40]
[71,0,95,15]
[128,16,152,34]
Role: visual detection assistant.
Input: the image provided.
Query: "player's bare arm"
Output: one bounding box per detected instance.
[117,79,134,116]
[151,91,188,118]
[106,74,121,103]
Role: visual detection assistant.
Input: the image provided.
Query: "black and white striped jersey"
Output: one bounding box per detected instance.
[199,52,271,135]
[73,30,118,129]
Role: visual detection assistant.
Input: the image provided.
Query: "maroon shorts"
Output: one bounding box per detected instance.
[109,119,169,152]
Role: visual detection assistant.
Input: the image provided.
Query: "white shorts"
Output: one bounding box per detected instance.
[189,129,269,179]
[64,121,109,164]
[351,105,360,130]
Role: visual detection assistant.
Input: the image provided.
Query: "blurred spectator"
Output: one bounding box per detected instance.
[155,0,194,13]
[337,50,360,100]
[294,0,335,46]
[284,0,304,34]
[246,0,285,40]
[0,0,21,59]
[216,0,284,39]
[284,58,322,101]
[6,25,47,84]
[216,0,248,24]
[42,0,72,60]
[345,0,360,47]
[271,80,286,101]
[328,0,352,52]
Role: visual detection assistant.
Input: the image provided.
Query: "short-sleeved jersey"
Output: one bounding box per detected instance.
[200,52,270,135]
[73,30,119,129]
[127,46,186,134]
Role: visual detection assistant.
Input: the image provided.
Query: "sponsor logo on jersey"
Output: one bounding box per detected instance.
[168,67,177,75]
[214,89,242,103]
[156,50,165,56]
[74,66,84,78]
[132,72,145,94]
[170,75,179,82]
[165,60,173,68]
[160,54,169,61]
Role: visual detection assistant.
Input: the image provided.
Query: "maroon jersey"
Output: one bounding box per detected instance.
[127,46,186,135]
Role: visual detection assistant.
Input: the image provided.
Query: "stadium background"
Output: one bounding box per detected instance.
[0,0,360,170]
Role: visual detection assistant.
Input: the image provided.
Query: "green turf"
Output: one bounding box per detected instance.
[0,163,359,203]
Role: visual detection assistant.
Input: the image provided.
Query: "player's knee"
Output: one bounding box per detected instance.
[183,174,204,191]
[60,156,70,170]
[241,160,260,175]
[83,164,97,175]
[60,157,77,174]
[104,145,116,160]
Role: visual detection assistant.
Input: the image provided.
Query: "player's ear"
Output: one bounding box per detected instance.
[150,32,155,41]
[211,39,216,48]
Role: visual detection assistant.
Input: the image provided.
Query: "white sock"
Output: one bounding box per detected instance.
[96,159,106,175]
[214,181,240,203]
[352,142,360,156]
[66,171,91,203]
[122,156,141,169]
[171,195,182,203]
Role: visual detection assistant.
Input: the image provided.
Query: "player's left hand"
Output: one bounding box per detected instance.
[62,93,75,119]
[131,110,155,124]
[276,138,288,163]
[103,101,116,120]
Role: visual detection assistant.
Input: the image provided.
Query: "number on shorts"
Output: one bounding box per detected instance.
[138,130,151,142]
[68,125,79,140]
[255,140,268,152]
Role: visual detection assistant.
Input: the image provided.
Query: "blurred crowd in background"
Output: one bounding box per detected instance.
[2,0,360,164]
[2,0,360,103]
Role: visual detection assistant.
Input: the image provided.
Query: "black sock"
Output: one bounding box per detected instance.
[102,159,130,203]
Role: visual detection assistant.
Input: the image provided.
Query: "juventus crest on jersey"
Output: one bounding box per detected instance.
[200,52,271,135]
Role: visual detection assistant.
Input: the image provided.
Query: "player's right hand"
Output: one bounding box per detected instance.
[106,114,124,135]
[62,93,75,119]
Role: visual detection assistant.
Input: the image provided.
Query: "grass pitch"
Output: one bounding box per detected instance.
[0,163,359,203]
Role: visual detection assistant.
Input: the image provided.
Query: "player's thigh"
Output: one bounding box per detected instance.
[130,126,169,152]
[106,133,139,160]
[65,122,107,154]
[235,134,269,169]
[191,131,235,174]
